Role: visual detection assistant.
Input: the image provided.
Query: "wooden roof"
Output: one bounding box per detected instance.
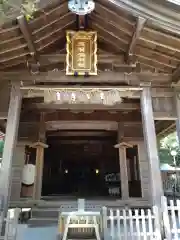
[1,0,180,84]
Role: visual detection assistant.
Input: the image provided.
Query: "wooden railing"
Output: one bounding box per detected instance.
[58,197,180,240]
[102,206,161,239]
[162,196,180,240]
[2,197,180,240]
[163,178,180,195]
[0,208,21,240]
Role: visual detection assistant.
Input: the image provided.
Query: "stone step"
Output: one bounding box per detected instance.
[31,208,59,219]
[28,218,58,227]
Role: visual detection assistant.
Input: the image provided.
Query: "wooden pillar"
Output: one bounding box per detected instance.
[116,124,129,200]
[31,142,48,200]
[141,87,163,207]
[0,82,22,230]
[119,146,129,200]
[175,92,180,144]
[31,113,48,201]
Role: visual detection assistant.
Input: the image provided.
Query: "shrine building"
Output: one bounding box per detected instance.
[0,0,180,217]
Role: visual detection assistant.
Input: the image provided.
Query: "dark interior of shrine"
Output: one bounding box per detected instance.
[39,130,142,198]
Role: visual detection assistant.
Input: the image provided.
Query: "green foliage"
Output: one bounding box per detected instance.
[0,0,38,24]
[0,139,4,157]
[158,132,180,166]
[21,0,37,20]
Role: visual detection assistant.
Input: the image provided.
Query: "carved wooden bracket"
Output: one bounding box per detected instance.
[29,141,48,148]
[114,142,133,148]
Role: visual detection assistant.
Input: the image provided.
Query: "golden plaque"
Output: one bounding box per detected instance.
[66,31,97,75]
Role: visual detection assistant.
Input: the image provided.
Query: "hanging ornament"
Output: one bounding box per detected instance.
[22,164,35,185]
[22,154,35,185]
[68,0,95,15]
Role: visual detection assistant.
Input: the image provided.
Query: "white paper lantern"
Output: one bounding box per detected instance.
[22,164,35,185]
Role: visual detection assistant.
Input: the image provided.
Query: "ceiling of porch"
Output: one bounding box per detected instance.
[0,0,178,139]
[1,0,180,84]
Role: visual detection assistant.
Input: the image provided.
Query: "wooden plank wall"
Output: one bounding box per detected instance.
[123,124,143,139]
[152,97,176,119]
[10,144,26,201]
[138,141,151,202]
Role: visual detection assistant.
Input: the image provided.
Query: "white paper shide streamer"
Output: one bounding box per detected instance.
[22,164,35,185]
[44,89,126,105]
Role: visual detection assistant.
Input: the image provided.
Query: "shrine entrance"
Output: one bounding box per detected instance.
[42,128,121,198]
[41,126,142,199]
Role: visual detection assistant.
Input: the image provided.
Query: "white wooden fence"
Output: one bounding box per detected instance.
[102,206,161,240]
[3,197,180,240]
[162,196,180,240]
[58,197,180,239]
[0,208,21,240]
[4,208,21,240]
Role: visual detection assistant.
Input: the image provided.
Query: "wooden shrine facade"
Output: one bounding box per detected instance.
[1,0,180,229]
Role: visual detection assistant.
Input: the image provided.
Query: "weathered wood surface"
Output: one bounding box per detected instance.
[0,82,22,234]
[138,142,150,200]
[1,0,180,85]
[6,197,180,240]
[32,113,47,201]
[0,72,172,86]
[152,97,176,120]
[141,87,163,208]
[10,144,26,201]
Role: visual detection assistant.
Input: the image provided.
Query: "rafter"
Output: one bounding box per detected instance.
[36,21,75,51]
[90,12,132,39]
[95,2,134,33]
[126,17,146,63]
[32,12,74,42]
[139,36,180,54]
[172,65,180,83]
[104,0,180,34]
[17,15,37,62]
[91,22,128,52]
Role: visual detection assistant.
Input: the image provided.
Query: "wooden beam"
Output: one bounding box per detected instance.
[20,110,142,123]
[24,102,140,111]
[0,72,172,86]
[172,66,180,83]
[47,130,116,137]
[153,112,176,120]
[38,53,136,72]
[23,86,175,98]
[38,54,125,65]
[17,15,37,61]
[126,17,146,63]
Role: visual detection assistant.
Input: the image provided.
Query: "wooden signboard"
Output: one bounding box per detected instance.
[66,31,97,75]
